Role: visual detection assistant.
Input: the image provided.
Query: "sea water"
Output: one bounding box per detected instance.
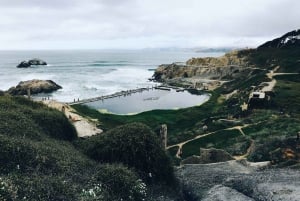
[0,49,223,113]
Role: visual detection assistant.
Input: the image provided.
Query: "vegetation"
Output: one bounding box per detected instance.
[0,95,176,200]
[78,123,174,184]
[181,129,245,158]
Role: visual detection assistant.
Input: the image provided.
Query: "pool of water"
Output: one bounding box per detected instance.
[85,88,210,115]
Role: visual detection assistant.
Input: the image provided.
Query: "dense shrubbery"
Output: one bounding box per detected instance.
[80,122,174,183]
[0,96,177,200]
[0,96,76,141]
[88,164,147,201]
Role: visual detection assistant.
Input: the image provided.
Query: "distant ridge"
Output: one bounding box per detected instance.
[258,29,300,49]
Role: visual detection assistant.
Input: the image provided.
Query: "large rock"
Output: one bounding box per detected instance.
[7,79,62,95]
[176,161,300,201]
[17,58,47,68]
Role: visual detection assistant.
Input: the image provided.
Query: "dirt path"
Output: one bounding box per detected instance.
[261,66,298,92]
[42,100,103,137]
[168,124,252,158]
[233,139,255,160]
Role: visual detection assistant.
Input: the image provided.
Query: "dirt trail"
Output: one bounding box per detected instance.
[42,100,103,137]
[261,66,297,92]
[169,124,251,158]
[233,139,255,160]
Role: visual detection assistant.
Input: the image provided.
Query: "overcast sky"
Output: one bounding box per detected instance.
[0,0,299,50]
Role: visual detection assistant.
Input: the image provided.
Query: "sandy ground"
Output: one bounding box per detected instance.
[42,100,103,137]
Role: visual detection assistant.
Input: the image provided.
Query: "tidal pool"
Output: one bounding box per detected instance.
[85,89,210,115]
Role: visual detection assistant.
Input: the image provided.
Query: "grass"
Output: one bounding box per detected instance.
[272,74,300,116]
[0,95,178,200]
[73,91,227,145]
[181,129,242,158]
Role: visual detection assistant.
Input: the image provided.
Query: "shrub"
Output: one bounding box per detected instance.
[82,164,147,201]
[82,122,174,183]
[0,174,78,201]
[0,96,77,141]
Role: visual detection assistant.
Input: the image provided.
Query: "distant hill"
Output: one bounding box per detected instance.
[258,29,300,49]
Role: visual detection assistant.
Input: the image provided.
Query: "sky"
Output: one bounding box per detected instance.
[0,0,299,50]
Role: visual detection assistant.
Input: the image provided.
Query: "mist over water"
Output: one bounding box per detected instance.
[0,50,223,102]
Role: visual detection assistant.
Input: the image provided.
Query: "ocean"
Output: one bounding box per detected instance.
[0,49,223,102]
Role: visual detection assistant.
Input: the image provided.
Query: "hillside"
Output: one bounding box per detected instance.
[0,96,178,200]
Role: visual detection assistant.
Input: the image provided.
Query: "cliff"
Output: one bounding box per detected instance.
[153,51,252,83]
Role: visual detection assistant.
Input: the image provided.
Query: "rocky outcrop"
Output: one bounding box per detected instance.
[186,51,248,67]
[7,79,62,95]
[17,58,47,68]
[181,148,234,164]
[153,51,251,82]
[177,161,300,200]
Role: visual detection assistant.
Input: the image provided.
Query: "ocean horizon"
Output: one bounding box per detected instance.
[0,49,224,102]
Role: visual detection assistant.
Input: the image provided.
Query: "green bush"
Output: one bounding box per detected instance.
[0,174,78,201]
[0,96,77,141]
[84,164,147,201]
[81,122,174,183]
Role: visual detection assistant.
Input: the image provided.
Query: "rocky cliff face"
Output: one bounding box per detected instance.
[153,51,251,82]
[7,79,62,95]
[186,51,248,67]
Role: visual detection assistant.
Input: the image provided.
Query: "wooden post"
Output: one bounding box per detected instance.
[160,124,167,150]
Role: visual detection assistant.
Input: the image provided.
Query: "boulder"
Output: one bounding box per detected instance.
[7,79,62,95]
[17,58,47,68]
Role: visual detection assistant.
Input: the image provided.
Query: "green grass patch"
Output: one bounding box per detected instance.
[272,74,300,115]
[181,129,242,158]
[73,91,227,145]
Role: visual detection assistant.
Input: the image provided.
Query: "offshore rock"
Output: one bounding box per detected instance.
[17,58,47,68]
[7,79,62,95]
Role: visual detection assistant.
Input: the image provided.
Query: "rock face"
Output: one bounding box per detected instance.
[181,148,234,164]
[152,51,251,82]
[258,29,300,49]
[186,51,248,67]
[177,161,300,201]
[17,58,47,68]
[7,79,62,95]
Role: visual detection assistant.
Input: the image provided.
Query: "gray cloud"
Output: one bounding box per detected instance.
[0,0,299,49]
